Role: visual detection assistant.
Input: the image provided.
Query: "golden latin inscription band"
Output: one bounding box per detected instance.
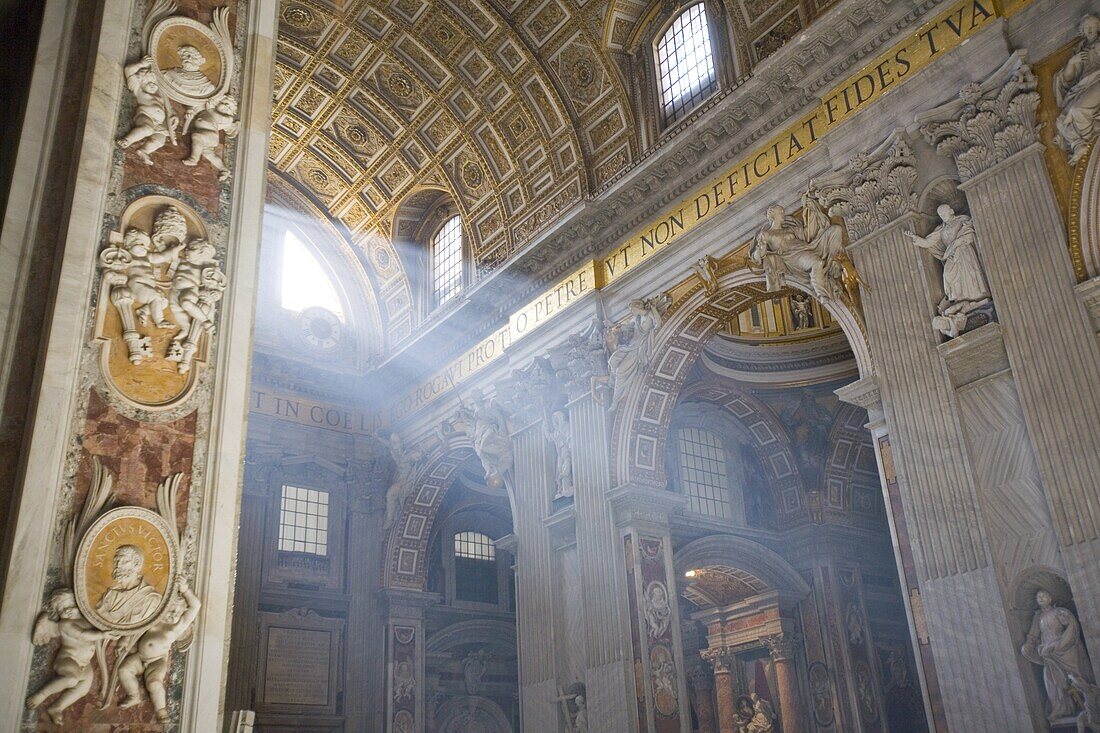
[391,0,1012,422]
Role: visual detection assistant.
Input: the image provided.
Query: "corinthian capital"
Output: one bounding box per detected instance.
[700,646,738,674]
[916,52,1040,180]
[761,633,801,662]
[814,133,918,241]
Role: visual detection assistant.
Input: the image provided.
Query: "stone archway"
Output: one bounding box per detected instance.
[382,443,477,591]
[610,273,872,488]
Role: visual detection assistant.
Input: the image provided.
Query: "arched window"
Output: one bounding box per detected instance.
[280,230,344,320]
[656,3,718,125]
[431,215,464,307]
[676,427,733,518]
[453,531,497,603]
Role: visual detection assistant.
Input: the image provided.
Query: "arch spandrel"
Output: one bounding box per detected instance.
[610,269,872,490]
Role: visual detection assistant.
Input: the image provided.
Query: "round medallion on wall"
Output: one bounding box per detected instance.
[298,306,343,351]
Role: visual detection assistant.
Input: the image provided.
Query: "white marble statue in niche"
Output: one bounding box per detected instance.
[544,410,574,500]
[556,685,589,733]
[904,205,991,338]
[118,579,201,722]
[752,186,846,303]
[1055,14,1100,166]
[1021,589,1094,720]
[606,294,670,411]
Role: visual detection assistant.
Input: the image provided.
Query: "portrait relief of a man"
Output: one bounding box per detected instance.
[95,544,163,627]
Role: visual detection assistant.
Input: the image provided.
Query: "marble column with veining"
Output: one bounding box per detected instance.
[510,417,562,730]
[703,651,739,733]
[764,636,805,733]
[845,211,1032,730]
[568,391,635,731]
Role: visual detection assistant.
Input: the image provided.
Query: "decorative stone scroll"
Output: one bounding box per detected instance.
[916,52,1040,181]
[118,1,238,181]
[26,458,199,725]
[96,196,226,408]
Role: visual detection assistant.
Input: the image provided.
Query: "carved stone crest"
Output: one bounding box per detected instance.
[96,196,226,408]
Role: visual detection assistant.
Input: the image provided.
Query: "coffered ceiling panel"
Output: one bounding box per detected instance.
[272,0,639,279]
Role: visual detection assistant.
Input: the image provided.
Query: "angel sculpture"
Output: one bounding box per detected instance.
[607,294,670,411]
[117,579,201,722]
[455,389,513,489]
[382,431,423,531]
[166,238,227,373]
[556,686,589,733]
[25,590,118,725]
[751,185,846,303]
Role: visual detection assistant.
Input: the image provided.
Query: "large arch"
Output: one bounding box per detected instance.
[610,271,872,489]
[674,533,811,606]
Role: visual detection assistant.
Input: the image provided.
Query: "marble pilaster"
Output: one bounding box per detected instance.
[835,172,1031,729]
[384,589,439,733]
[919,51,1100,676]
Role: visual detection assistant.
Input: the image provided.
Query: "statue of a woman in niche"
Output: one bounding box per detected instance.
[904,205,991,338]
[1021,589,1094,720]
[1055,14,1100,165]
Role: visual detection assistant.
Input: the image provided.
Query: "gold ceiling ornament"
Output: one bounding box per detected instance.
[271,0,639,272]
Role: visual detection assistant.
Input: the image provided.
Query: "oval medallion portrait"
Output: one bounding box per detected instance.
[148,12,233,108]
[74,506,177,631]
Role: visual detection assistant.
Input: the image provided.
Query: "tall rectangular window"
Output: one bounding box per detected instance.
[677,428,732,518]
[657,3,717,125]
[432,215,464,307]
[454,531,498,603]
[278,485,329,555]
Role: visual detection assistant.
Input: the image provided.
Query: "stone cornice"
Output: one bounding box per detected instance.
[369,0,953,399]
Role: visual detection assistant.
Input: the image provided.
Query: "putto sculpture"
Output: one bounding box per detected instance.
[100,203,227,375]
[118,2,237,181]
[1055,14,1100,165]
[903,205,991,338]
[26,460,198,726]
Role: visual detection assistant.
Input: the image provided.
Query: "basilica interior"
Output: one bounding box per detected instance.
[2,1,1100,732]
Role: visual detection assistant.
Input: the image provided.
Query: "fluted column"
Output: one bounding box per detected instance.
[510,416,560,729]
[568,390,635,730]
[818,133,1031,730]
[700,649,738,733]
[763,635,805,733]
[920,53,1100,668]
[347,475,387,731]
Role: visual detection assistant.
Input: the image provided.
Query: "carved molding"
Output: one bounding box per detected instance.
[917,52,1040,181]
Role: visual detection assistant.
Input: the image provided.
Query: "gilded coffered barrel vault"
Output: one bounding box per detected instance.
[7,0,1100,732]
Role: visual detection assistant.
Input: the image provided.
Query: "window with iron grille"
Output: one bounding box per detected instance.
[431,215,464,307]
[454,531,497,603]
[656,3,718,126]
[677,427,733,518]
[278,485,330,555]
